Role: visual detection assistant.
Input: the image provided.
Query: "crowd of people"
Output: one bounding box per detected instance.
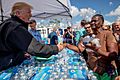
[0,2,120,80]
[66,14,119,80]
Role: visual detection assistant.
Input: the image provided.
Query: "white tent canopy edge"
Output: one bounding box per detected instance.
[0,0,72,22]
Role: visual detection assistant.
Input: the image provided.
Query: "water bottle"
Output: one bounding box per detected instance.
[88,70,98,80]
[91,38,101,47]
[82,35,91,45]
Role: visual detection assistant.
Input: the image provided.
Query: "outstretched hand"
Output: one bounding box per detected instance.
[57,43,65,52]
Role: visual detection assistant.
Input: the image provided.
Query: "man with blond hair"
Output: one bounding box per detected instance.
[0,2,64,71]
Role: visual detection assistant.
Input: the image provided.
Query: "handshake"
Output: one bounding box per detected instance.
[57,43,68,52]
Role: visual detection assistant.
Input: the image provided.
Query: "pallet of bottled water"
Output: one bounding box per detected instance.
[0,48,97,80]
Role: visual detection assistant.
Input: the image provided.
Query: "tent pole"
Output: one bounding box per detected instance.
[0,0,4,22]
[57,0,72,18]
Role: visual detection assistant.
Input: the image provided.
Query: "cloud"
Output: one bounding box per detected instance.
[79,8,96,21]
[107,5,120,16]
[109,2,113,6]
[116,16,120,21]
[104,20,112,25]
[70,6,80,17]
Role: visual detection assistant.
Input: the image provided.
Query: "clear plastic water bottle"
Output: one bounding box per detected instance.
[88,70,97,80]
[91,38,101,47]
[82,35,91,45]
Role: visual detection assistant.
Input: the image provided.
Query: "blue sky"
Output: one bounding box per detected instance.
[69,0,120,25]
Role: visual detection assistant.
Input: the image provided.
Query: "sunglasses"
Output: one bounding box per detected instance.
[91,20,99,23]
[84,26,91,29]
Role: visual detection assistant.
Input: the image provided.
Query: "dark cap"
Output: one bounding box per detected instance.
[30,19,36,24]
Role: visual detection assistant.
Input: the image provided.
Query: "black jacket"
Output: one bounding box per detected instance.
[0,16,58,71]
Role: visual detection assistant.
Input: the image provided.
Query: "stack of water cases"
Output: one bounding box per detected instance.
[0,48,97,80]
